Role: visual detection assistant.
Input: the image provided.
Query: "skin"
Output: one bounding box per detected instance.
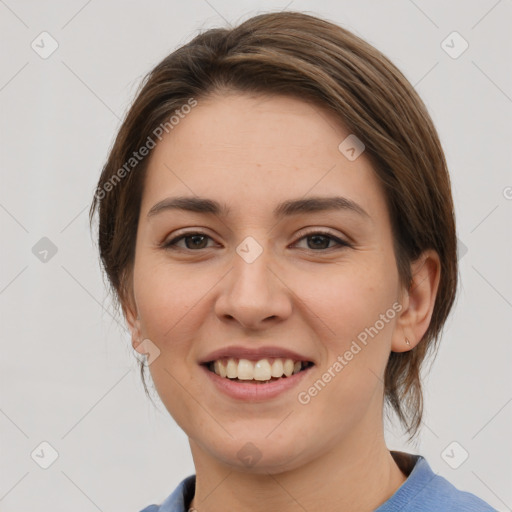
[126,92,441,512]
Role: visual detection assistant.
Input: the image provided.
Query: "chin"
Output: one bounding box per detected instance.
[206,435,314,475]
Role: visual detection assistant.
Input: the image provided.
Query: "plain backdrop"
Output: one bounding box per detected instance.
[1,1,511,511]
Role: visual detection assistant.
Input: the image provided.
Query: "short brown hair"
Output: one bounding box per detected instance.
[90,11,458,441]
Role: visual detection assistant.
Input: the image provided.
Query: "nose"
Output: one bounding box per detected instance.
[214,245,293,331]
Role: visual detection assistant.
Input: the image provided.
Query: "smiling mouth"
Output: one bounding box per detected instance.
[204,357,315,384]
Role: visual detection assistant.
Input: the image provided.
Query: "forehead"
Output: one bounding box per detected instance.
[140,93,387,223]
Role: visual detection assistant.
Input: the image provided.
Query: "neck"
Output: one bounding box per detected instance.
[188,425,407,512]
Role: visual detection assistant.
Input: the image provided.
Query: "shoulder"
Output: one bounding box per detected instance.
[378,453,497,512]
[138,475,196,512]
[417,471,497,511]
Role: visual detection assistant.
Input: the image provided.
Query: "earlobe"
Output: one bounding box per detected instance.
[391,249,441,353]
[128,320,141,350]
[122,297,141,350]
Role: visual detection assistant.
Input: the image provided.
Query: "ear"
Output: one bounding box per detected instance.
[122,292,142,351]
[391,249,441,353]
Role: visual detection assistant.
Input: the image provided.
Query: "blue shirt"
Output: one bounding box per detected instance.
[139,452,496,511]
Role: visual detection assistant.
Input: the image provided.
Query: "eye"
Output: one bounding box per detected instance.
[292,230,351,251]
[162,232,216,250]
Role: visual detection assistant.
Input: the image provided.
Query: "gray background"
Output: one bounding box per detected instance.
[1,0,511,511]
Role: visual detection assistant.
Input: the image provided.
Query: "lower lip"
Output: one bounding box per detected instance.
[200,364,314,401]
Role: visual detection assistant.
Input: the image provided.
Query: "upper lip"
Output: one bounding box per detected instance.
[199,346,314,364]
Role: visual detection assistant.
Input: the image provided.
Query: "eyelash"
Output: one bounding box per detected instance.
[161,230,351,252]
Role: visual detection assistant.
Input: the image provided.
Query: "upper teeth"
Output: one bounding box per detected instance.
[211,358,304,381]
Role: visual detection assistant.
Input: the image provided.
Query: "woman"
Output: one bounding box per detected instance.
[90,11,496,512]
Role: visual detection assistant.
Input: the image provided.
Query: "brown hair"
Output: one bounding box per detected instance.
[90,11,458,441]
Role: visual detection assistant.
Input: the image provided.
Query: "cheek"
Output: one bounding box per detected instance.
[301,257,398,402]
[132,263,207,428]
[133,261,207,343]
[303,259,397,340]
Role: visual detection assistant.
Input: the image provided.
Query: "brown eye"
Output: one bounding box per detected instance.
[183,234,210,249]
[306,234,333,250]
[293,231,351,251]
[163,232,214,250]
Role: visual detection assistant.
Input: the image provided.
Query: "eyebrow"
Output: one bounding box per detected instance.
[147,195,370,220]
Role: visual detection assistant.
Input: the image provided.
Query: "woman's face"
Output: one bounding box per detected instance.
[128,92,407,473]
